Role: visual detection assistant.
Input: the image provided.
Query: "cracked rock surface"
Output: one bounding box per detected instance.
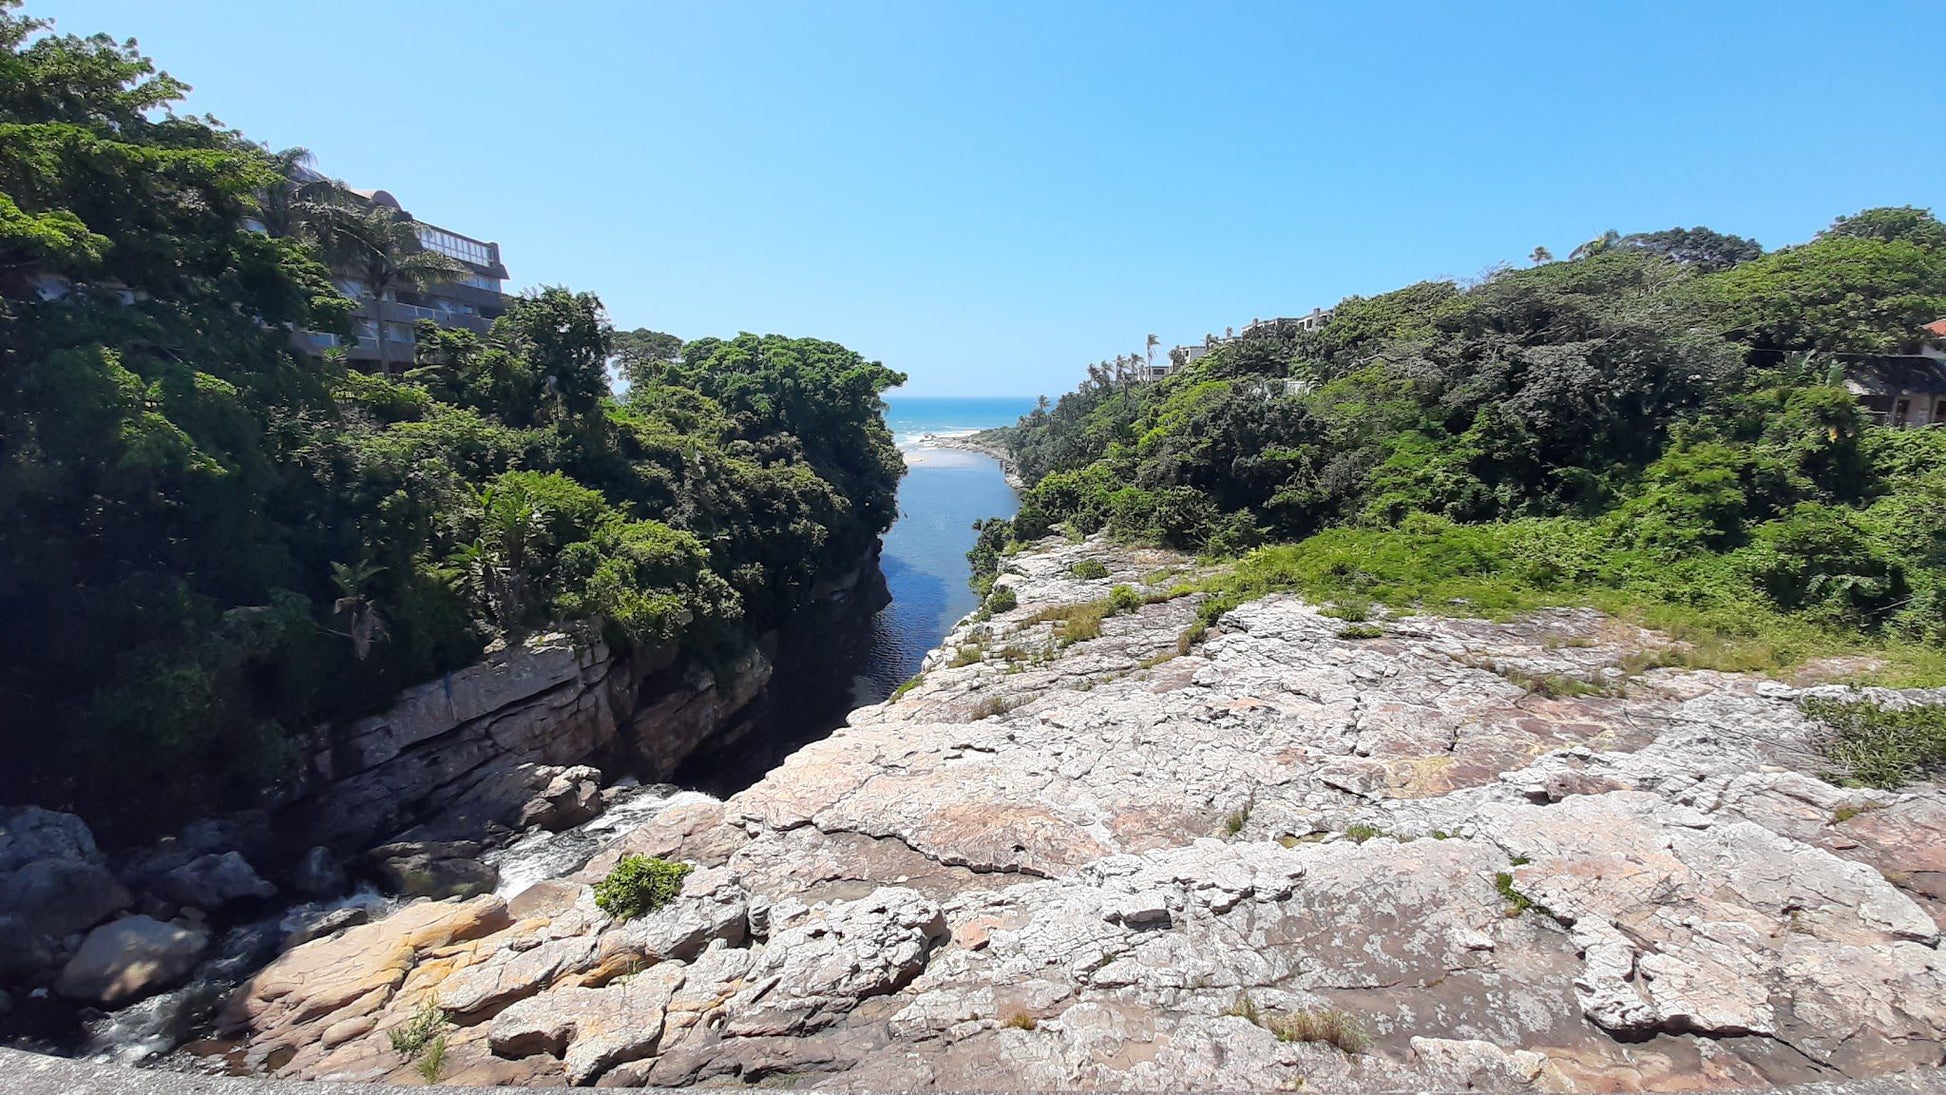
[220,537,1946,1090]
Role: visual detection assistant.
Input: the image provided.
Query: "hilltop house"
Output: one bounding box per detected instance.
[292,178,512,370]
[1842,319,1946,428]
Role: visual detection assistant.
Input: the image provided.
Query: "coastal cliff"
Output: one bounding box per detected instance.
[288,549,889,853]
[216,535,1946,1091]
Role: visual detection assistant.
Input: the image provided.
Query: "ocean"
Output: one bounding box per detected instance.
[854,395,1037,701]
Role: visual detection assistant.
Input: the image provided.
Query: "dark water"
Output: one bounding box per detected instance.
[851,396,1033,701]
[673,397,1030,794]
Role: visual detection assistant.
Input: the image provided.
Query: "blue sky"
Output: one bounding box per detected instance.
[39,1,1946,396]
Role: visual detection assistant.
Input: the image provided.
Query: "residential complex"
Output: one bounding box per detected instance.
[296,184,511,368]
[1841,320,1946,429]
[1159,306,1334,379]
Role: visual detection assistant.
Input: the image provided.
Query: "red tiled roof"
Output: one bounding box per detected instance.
[1925,318,1946,339]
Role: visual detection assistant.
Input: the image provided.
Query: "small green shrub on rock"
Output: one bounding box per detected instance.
[1069,558,1110,580]
[1109,584,1141,614]
[986,586,1019,613]
[389,1003,449,1061]
[594,855,693,920]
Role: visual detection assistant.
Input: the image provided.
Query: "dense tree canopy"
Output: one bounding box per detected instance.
[0,6,905,834]
[990,208,1946,665]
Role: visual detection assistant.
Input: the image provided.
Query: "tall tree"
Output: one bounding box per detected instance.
[1615,226,1762,271]
[1530,246,1553,265]
[612,327,684,391]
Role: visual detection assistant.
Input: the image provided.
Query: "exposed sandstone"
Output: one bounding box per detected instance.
[218,536,1946,1091]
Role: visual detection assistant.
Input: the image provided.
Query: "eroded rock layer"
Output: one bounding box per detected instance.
[221,537,1946,1091]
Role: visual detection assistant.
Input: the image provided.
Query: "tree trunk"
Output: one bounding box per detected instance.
[372,278,391,378]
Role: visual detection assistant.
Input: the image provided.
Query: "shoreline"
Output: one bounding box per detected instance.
[910,431,1024,489]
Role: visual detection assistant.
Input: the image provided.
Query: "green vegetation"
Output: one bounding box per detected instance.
[414,1035,447,1085]
[592,854,693,920]
[1224,996,1369,1054]
[1342,823,1383,844]
[388,1003,449,1061]
[990,209,1946,685]
[1803,697,1946,789]
[1335,624,1384,640]
[0,8,905,835]
[985,585,1018,613]
[1495,871,1537,917]
[1264,1009,1372,1054]
[1001,1012,1039,1031]
[1068,558,1111,580]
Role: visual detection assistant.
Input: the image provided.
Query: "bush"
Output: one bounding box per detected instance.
[1803,697,1946,789]
[593,854,693,920]
[389,1003,449,1061]
[1108,584,1141,614]
[986,585,1018,613]
[1068,558,1110,580]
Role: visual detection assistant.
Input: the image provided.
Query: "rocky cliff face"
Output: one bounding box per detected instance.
[287,550,887,854]
[219,536,1946,1091]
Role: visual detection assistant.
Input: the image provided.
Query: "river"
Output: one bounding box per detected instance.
[853,395,1034,701]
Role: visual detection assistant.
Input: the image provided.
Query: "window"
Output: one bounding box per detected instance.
[1893,397,1911,427]
[1935,398,1946,425]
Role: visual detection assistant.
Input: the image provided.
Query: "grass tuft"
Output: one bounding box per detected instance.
[1264,1008,1371,1055]
[1495,870,1536,917]
[1803,697,1946,789]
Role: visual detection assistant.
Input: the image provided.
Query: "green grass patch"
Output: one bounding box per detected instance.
[1024,600,1111,645]
[1335,624,1384,640]
[593,855,693,921]
[1188,516,1946,686]
[1068,558,1110,580]
[1802,697,1946,789]
[1343,823,1383,843]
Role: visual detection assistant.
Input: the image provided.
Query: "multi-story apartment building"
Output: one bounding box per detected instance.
[296,185,511,369]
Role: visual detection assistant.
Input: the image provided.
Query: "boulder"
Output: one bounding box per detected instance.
[724,886,946,1036]
[0,856,131,942]
[515,764,604,832]
[148,851,276,909]
[54,915,208,1006]
[291,845,346,899]
[0,807,130,949]
[488,960,687,1084]
[0,806,101,871]
[368,840,498,899]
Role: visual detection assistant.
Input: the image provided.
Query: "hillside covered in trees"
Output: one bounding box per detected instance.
[0,8,903,832]
[984,213,1946,681]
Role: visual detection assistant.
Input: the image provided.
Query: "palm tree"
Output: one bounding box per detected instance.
[304,192,468,376]
[256,147,334,239]
[1529,246,1553,266]
[1146,333,1159,374]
